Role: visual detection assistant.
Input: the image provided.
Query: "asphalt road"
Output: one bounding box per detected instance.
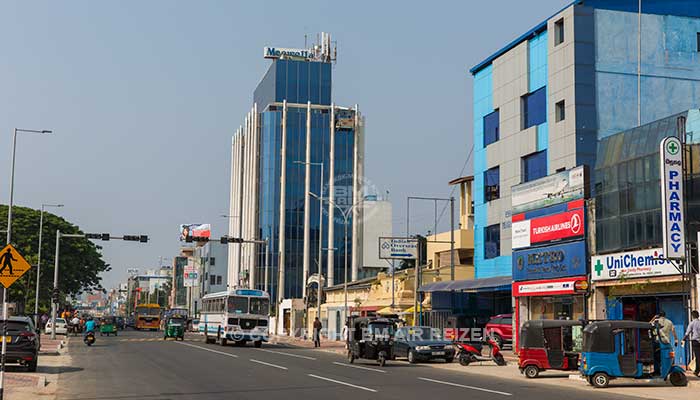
[57,329,642,400]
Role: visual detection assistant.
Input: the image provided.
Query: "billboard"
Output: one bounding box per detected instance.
[263,47,317,61]
[591,248,680,282]
[513,276,587,297]
[659,136,685,260]
[512,208,584,249]
[512,240,586,281]
[179,224,211,241]
[183,264,198,287]
[511,166,585,214]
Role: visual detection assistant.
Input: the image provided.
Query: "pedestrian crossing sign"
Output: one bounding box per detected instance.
[0,244,32,288]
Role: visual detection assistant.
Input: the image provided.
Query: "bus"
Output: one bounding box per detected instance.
[134,304,162,331]
[200,289,270,347]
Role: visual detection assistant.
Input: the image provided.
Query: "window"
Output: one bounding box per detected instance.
[484,224,500,259]
[522,151,547,182]
[522,87,546,129]
[210,257,215,266]
[697,32,700,52]
[483,109,500,147]
[555,100,565,122]
[210,275,216,285]
[555,18,564,45]
[484,167,500,202]
[216,275,222,285]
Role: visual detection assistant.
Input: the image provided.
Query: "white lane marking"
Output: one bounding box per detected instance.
[249,359,288,370]
[332,361,386,373]
[308,374,377,393]
[256,348,317,360]
[418,377,512,396]
[174,341,239,358]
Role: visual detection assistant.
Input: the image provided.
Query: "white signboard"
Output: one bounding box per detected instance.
[379,237,418,259]
[511,165,585,214]
[512,220,531,249]
[126,268,139,276]
[183,265,198,287]
[591,248,680,282]
[660,136,685,260]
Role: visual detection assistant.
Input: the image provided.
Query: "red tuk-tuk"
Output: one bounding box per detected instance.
[519,320,583,378]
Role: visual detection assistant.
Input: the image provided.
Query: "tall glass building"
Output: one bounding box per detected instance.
[228,47,365,303]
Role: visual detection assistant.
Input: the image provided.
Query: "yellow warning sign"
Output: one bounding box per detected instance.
[0,244,32,288]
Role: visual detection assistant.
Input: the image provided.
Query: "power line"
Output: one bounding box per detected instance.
[435,145,474,229]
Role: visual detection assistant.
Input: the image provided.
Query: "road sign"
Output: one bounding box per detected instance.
[379,237,418,259]
[660,136,685,260]
[0,244,32,288]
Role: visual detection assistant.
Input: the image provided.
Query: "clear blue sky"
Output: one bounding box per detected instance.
[0,0,569,289]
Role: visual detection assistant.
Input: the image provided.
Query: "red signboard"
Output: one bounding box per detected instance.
[512,207,584,249]
[512,276,587,297]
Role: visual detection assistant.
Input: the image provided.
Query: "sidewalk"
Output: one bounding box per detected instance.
[5,335,71,400]
[269,334,346,354]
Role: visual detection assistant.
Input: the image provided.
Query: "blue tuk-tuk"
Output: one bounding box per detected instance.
[580,320,687,388]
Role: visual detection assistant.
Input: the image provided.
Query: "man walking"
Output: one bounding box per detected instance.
[682,310,700,377]
[313,317,322,348]
[651,311,678,345]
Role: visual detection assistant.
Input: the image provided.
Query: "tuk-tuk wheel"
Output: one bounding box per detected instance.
[669,371,688,387]
[524,365,539,379]
[591,372,609,388]
[348,351,355,364]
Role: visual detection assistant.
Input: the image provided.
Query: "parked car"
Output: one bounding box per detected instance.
[45,318,68,335]
[393,326,455,364]
[0,316,40,371]
[484,314,513,348]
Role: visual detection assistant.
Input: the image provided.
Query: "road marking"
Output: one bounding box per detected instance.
[417,377,512,396]
[174,341,239,358]
[249,359,288,370]
[256,348,316,360]
[332,361,386,373]
[307,374,377,393]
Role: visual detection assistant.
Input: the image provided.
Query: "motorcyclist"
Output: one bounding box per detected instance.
[84,317,96,340]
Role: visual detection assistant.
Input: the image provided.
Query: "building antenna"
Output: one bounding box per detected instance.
[304,33,307,49]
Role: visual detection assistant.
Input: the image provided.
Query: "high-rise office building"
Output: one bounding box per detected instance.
[228,34,365,302]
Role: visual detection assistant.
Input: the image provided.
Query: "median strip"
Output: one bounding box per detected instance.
[256,348,316,360]
[308,374,377,393]
[332,361,386,373]
[249,359,288,370]
[418,377,512,396]
[174,341,239,358]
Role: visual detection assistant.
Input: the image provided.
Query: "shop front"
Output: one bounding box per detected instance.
[512,240,588,350]
[590,247,690,365]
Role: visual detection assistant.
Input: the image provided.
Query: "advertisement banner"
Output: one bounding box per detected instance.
[179,224,211,241]
[512,240,586,281]
[591,248,681,282]
[511,165,585,214]
[513,276,587,297]
[183,264,198,287]
[659,136,685,260]
[512,208,584,249]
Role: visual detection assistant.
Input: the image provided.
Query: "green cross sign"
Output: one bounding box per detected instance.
[667,140,679,155]
[594,260,604,276]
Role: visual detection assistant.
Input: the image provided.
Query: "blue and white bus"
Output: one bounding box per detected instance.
[199,289,270,347]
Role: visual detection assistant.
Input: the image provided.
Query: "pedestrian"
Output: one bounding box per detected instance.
[682,310,700,377]
[40,313,49,330]
[313,317,322,348]
[650,311,678,345]
[342,322,349,350]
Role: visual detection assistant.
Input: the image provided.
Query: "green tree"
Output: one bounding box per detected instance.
[0,205,110,314]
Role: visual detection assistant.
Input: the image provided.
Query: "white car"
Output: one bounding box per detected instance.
[45,318,68,335]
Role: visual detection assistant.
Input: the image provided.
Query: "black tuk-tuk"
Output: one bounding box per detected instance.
[346,316,396,367]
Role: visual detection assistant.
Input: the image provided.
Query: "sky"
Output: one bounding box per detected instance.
[0,0,569,289]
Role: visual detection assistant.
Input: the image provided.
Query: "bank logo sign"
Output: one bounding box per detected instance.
[263,47,317,61]
[659,136,685,260]
[512,240,586,281]
[591,248,680,282]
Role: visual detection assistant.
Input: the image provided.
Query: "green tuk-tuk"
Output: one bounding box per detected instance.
[100,316,117,336]
[164,315,186,341]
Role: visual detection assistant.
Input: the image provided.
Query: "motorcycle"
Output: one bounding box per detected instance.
[84,331,96,346]
[455,335,506,366]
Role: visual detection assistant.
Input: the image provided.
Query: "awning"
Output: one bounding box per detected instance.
[418,276,512,293]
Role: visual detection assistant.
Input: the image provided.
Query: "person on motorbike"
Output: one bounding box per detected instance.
[84,317,96,340]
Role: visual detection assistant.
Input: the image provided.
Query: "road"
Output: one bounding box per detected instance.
[57,329,640,400]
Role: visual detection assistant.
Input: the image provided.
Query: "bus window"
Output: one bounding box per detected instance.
[250,298,270,315]
[228,296,248,314]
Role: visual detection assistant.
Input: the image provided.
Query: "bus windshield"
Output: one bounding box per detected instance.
[227,296,248,314]
[249,298,270,315]
[136,307,160,316]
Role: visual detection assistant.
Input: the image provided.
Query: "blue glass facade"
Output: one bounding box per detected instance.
[253,59,354,300]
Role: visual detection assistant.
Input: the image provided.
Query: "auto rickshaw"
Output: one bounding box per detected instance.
[99,316,117,336]
[519,320,583,378]
[346,316,396,367]
[580,320,687,388]
[163,314,186,341]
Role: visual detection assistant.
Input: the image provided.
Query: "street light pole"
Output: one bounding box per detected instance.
[35,204,63,327]
[50,230,61,340]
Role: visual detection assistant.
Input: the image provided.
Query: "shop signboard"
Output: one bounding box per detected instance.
[511,165,586,214]
[591,248,680,282]
[659,136,685,260]
[512,240,586,281]
[379,237,418,259]
[512,276,587,297]
[512,208,584,249]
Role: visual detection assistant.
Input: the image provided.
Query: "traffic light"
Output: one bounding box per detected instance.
[139,235,148,243]
[85,233,102,240]
[221,236,244,244]
[51,288,60,304]
[101,233,110,241]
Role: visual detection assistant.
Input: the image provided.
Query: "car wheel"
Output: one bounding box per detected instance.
[592,372,609,388]
[524,365,539,378]
[492,334,503,349]
[26,358,38,372]
[408,350,417,364]
[378,352,386,367]
[445,356,454,363]
[669,371,688,387]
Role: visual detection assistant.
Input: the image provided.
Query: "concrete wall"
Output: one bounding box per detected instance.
[361,199,392,270]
